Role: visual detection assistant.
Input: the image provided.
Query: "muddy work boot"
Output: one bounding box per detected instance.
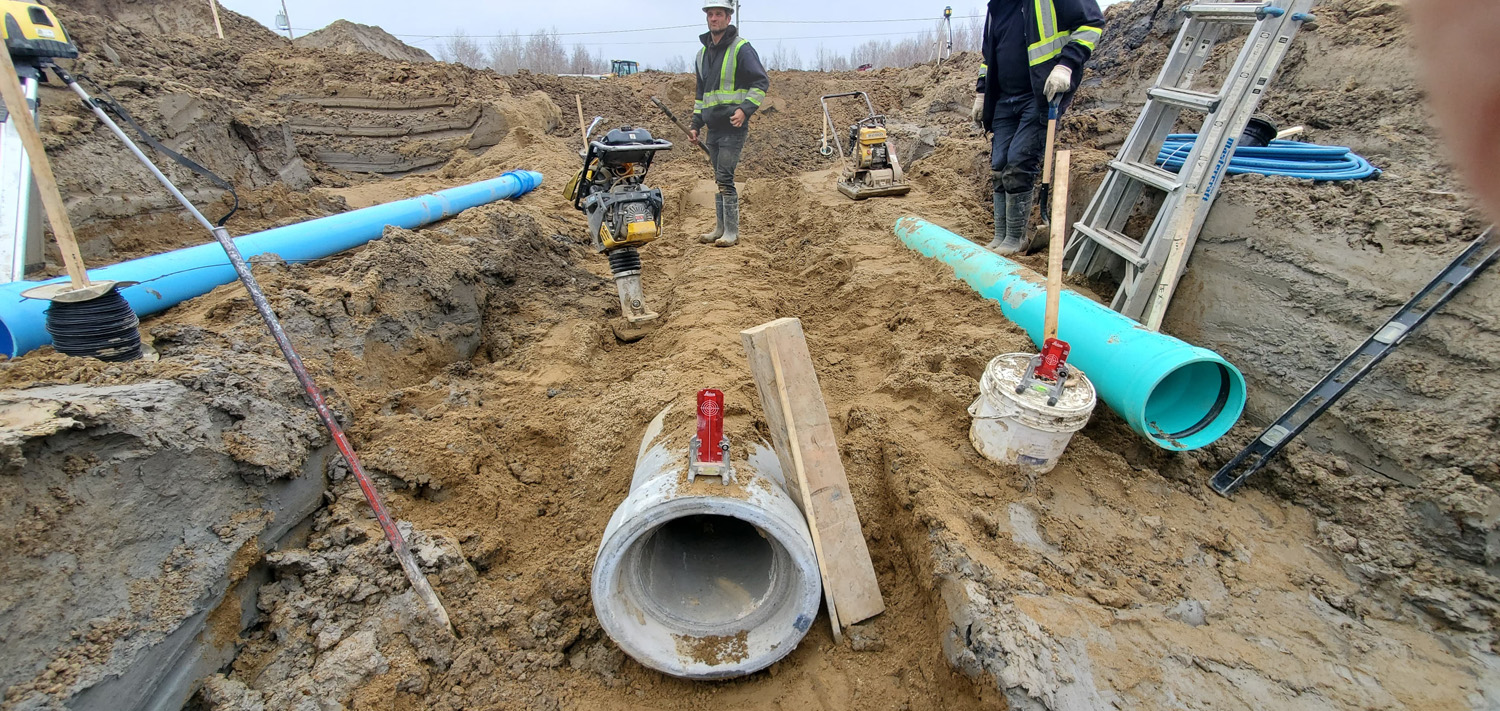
[987,189,1031,256]
[714,194,740,247]
[984,194,1007,251]
[699,194,725,244]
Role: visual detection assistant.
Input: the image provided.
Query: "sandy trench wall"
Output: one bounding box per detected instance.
[0,376,330,710]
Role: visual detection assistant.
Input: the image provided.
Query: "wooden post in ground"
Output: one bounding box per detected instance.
[741,318,885,641]
[575,95,587,151]
[1045,150,1071,341]
[0,48,89,289]
[208,0,224,38]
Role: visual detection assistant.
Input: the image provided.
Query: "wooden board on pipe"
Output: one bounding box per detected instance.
[741,317,884,632]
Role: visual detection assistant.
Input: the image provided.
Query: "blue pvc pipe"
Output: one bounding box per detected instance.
[894,216,1247,451]
[0,170,544,358]
[1157,135,1380,181]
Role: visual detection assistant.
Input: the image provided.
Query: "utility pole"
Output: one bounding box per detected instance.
[276,0,295,40]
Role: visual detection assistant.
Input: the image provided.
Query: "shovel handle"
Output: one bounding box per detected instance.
[1040,98,1060,187]
[650,96,711,157]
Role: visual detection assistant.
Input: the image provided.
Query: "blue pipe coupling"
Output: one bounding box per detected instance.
[893,217,1246,450]
[0,170,544,358]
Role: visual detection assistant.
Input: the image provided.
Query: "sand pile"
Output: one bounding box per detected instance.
[294,20,435,64]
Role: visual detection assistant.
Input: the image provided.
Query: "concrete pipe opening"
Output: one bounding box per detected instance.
[593,405,821,679]
[634,514,776,627]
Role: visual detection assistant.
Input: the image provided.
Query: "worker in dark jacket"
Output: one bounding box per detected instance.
[688,0,769,248]
[972,0,1104,255]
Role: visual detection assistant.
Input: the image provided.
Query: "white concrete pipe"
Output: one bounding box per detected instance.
[592,403,821,679]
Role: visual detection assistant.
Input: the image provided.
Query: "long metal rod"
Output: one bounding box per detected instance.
[1210,227,1499,495]
[1,75,39,282]
[279,0,295,39]
[65,68,453,632]
[210,226,453,632]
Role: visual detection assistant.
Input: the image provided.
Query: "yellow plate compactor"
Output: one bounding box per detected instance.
[820,91,911,200]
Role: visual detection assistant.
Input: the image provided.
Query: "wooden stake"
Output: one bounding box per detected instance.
[0,50,89,289]
[208,0,224,39]
[575,95,587,151]
[1044,151,1070,342]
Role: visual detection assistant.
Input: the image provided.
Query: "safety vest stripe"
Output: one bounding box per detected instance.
[1072,26,1102,51]
[1027,34,1066,64]
[695,48,707,112]
[978,62,988,78]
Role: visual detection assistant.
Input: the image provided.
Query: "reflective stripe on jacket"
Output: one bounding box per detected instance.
[691,25,770,133]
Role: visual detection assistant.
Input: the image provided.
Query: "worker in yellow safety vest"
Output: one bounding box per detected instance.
[688,0,769,248]
[972,0,1104,255]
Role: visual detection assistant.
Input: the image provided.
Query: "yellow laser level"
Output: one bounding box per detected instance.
[1,1,78,61]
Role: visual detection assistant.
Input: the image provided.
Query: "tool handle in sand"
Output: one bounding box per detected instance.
[575,95,587,151]
[1041,117,1058,187]
[1045,151,1070,342]
[0,52,90,289]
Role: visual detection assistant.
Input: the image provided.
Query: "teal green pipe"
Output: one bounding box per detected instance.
[893,216,1246,451]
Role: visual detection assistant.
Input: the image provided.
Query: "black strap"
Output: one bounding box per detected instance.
[71,71,239,226]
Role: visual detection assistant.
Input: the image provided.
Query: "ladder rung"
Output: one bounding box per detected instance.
[1148,86,1221,113]
[1109,159,1183,192]
[1073,224,1148,267]
[1182,2,1271,22]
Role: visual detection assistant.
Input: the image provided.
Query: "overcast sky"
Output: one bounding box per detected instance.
[215,0,1128,68]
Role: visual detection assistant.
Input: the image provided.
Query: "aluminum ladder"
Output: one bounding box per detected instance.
[1210,227,1500,496]
[0,63,44,284]
[1064,0,1314,323]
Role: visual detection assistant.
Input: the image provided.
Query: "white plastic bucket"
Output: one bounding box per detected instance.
[968,352,1096,476]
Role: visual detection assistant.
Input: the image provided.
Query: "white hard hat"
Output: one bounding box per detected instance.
[703,0,734,12]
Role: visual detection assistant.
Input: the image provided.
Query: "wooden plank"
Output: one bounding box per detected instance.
[768,346,843,642]
[741,317,885,630]
[1045,150,1071,341]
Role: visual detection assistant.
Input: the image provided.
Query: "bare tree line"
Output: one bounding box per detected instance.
[438,29,611,75]
[436,10,986,75]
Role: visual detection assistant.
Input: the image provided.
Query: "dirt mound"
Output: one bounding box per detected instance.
[51,0,282,46]
[294,20,435,63]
